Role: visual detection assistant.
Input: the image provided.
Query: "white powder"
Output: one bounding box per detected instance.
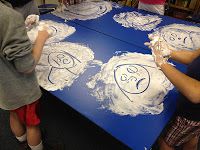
[150,24,200,50]
[113,11,162,31]
[87,52,173,116]
[27,20,76,44]
[53,1,112,20]
[36,42,97,91]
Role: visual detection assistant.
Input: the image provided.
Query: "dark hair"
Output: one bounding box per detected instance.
[5,0,32,7]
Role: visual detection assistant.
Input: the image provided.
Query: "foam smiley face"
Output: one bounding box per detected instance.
[114,64,150,96]
[161,28,194,50]
[47,51,82,84]
[66,2,108,16]
[48,51,80,70]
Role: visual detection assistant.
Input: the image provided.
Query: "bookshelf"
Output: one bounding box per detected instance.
[166,0,200,19]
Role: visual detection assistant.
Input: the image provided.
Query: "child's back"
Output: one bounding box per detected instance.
[0,1,41,110]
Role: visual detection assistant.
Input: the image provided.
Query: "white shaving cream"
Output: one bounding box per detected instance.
[36,42,96,91]
[150,24,200,50]
[87,52,173,116]
[53,1,112,20]
[113,11,162,31]
[27,20,76,44]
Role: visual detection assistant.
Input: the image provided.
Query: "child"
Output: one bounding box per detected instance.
[146,35,200,150]
[138,0,166,15]
[0,0,50,150]
[5,0,39,19]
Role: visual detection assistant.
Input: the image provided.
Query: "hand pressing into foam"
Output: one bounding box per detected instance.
[38,22,54,36]
[151,40,168,68]
[25,14,39,30]
[27,21,54,43]
[144,33,173,58]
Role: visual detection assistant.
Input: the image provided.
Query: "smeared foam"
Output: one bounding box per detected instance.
[87,52,173,116]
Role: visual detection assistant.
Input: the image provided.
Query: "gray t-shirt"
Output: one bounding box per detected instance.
[13,0,40,19]
[0,0,41,110]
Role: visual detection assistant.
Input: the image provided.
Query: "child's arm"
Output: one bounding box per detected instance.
[1,8,49,74]
[32,30,49,64]
[159,63,200,104]
[170,48,200,65]
[145,34,200,65]
[25,30,49,73]
[152,46,200,104]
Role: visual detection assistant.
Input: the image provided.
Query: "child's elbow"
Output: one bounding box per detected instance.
[23,68,35,74]
[18,66,35,74]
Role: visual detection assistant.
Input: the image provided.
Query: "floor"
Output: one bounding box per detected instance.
[0,90,131,150]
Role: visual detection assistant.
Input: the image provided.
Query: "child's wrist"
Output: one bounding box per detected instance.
[36,33,49,43]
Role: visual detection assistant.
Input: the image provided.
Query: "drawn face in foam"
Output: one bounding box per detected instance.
[36,42,95,91]
[161,28,193,49]
[66,2,107,16]
[86,53,174,116]
[48,51,80,70]
[114,64,150,95]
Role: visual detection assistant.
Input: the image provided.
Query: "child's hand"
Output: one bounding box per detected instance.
[25,14,39,30]
[27,22,53,43]
[144,34,161,49]
[144,34,173,58]
[151,41,168,67]
[37,30,50,41]
[37,22,53,40]
[38,22,54,37]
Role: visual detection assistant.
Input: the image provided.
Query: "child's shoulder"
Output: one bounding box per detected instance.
[0,3,25,31]
[0,2,23,22]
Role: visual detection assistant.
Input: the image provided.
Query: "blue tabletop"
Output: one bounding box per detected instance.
[40,14,186,150]
[56,5,200,50]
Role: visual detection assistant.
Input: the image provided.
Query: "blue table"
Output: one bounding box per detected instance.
[41,14,185,150]
[62,6,200,50]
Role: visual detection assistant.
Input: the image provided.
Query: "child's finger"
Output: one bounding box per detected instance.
[144,42,151,46]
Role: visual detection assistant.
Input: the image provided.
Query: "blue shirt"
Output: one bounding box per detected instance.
[177,56,200,121]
